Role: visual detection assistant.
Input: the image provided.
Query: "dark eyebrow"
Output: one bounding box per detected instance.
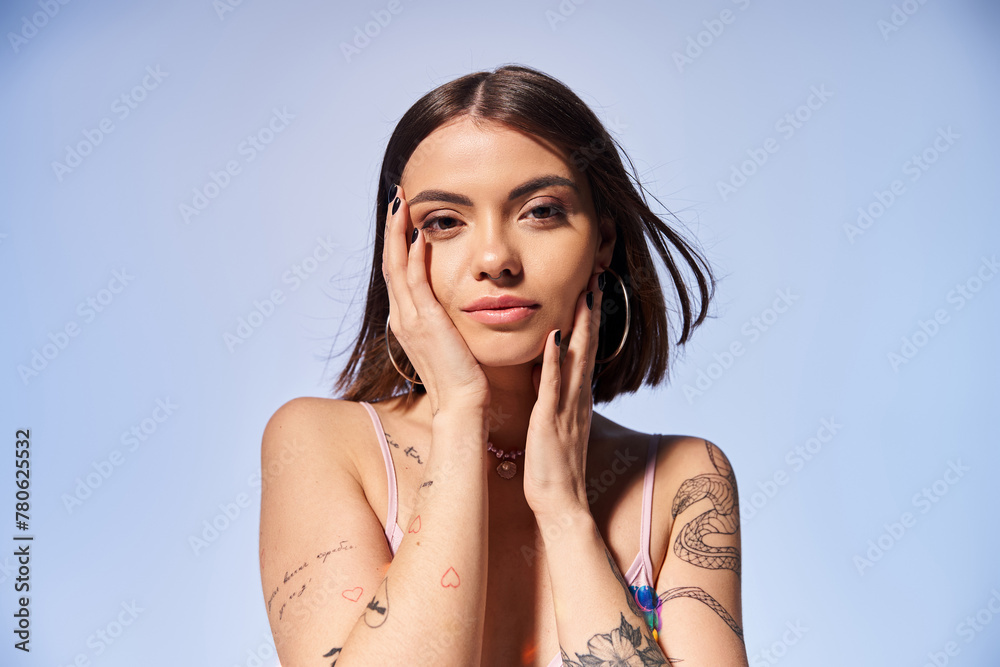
[407,175,578,208]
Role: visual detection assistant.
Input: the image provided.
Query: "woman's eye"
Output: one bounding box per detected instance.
[527,204,564,220]
[421,216,460,232]
[421,205,564,232]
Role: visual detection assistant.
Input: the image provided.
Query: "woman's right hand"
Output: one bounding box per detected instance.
[382,183,491,417]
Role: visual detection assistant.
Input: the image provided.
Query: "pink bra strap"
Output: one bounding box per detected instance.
[359,402,398,546]
[640,433,661,581]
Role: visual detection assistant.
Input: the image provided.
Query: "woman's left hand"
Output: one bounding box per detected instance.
[523,271,604,519]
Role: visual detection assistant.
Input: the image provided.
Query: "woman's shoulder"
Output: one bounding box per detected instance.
[264,395,367,424]
[643,432,740,547]
[658,435,737,482]
[261,396,375,485]
[592,413,738,497]
[593,412,727,463]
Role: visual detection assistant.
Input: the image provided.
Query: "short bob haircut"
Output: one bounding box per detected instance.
[333,64,715,406]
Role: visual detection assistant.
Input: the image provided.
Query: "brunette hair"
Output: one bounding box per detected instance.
[332,64,715,405]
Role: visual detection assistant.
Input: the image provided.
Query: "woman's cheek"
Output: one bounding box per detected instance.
[428,262,458,308]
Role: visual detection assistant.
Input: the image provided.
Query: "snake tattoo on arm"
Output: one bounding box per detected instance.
[631,439,744,643]
[670,440,741,577]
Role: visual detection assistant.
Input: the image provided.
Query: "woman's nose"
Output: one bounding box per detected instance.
[471,219,520,281]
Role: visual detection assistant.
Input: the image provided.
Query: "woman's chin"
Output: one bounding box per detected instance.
[472,348,546,371]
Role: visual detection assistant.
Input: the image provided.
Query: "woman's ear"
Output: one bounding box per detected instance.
[595,215,616,271]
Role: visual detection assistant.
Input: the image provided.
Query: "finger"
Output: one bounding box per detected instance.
[405,217,438,313]
[564,276,598,409]
[585,272,603,399]
[537,329,562,416]
[383,185,415,322]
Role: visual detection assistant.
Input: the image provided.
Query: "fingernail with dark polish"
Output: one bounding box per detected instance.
[411,228,418,244]
[392,197,400,215]
[586,291,594,310]
[554,330,561,347]
[387,183,397,203]
[598,272,606,292]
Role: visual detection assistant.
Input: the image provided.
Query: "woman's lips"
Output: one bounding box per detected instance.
[463,306,539,324]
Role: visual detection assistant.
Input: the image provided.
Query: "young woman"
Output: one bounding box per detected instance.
[259,64,748,667]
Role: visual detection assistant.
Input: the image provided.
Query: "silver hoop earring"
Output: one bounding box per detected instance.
[385,314,423,385]
[595,267,630,364]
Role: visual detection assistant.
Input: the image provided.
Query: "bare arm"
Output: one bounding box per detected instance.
[652,438,748,665]
[538,437,748,667]
[539,509,672,666]
[335,408,490,666]
[259,399,490,666]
